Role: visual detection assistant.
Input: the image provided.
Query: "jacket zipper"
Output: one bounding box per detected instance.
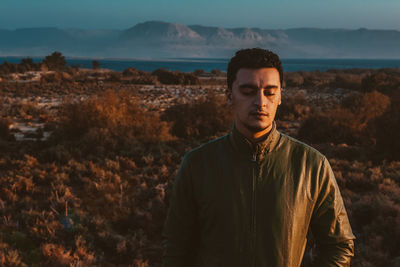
[251,150,258,267]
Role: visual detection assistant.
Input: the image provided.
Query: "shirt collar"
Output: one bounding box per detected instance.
[228,121,280,162]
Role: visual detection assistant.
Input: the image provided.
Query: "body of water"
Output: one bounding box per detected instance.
[1,57,400,73]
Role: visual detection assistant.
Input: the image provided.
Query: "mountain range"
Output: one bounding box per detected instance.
[1,21,400,59]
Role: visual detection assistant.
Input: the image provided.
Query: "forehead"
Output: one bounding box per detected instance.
[235,68,280,86]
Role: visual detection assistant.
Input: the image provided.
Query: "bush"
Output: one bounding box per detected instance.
[298,108,359,144]
[343,90,390,129]
[276,91,310,121]
[105,72,122,82]
[0,61,18,74]
[298,91,390,145]
[40,72,73,84]
[3,100,47,121]
[331,73,362,90]
[43,51,67,71]
[361,69,400,95]
[129,75,159,85]
[302,71,335,88]
[92,60,100,70]
[53,90,173,155]
[193,69,206,76]
[20,57,39,72]
[329,159,400,266]
[152,69,199,85]
[374,91,400,159]
[284,72,304,87]
[162,92,232,140]
[123,67,140,77]
[211,69,225,77]
[0,118,12,141]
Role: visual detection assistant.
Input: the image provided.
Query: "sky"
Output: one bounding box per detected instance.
[1,0,399,30]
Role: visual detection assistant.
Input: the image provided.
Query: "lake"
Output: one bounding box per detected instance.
[1,57,400,72]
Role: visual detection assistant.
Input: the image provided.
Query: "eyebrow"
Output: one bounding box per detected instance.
[239,83,279,90]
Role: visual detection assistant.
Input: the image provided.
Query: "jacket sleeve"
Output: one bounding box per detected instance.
[162,154,198,267]
[310,157,356,267]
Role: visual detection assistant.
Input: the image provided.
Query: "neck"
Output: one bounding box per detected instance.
[235,123,273,144]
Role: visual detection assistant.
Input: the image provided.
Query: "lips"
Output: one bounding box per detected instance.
[250,111,268,116]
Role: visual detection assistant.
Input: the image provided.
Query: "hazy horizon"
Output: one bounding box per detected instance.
[1,23,399,32]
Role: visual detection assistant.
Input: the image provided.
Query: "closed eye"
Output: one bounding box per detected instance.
[239,87,256,95]
[238,84,279,96]
[263,87,279,96]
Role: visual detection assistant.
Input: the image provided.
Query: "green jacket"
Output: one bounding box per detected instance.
[163,123,355,267]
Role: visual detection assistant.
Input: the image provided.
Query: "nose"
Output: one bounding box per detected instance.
[253,89,266,108]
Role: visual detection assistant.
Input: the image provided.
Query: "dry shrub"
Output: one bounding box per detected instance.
[4,100,46,119]
[133,259,150,267]
[152,69,199,85]
[122,68,159,84]
[343,90,390,129]
[123,67,140,76]
[0,59,40,75]
[210,69,225,77]
[0,151,176,266]
[162,92,233,140]
[0,61,19,74]
[329,159,400,266]
[0,118,12,141]
[331,73,362,90]
[198,77,226,86]
[129,74,159,85]
[192,69,206,76]
[298,91,390,145]
[0,244,27,267]
[358,92,390,123]
[54,90,173,154]
[374,90,400,159]
[40,72,73,84]
[41,236,95,266]
[43,52,66,71]
[361,69,400,95]
[298,108,359,144]
[105,72,122,82]
[302,71,335,88]
[276,90,310,121]
[284,72,304,87]
[352,194,400,265]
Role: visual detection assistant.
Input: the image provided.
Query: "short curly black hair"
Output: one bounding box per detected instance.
[227,48,283,90]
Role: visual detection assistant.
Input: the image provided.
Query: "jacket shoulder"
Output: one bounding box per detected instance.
[182,134,230,164]
[277,132,327,162]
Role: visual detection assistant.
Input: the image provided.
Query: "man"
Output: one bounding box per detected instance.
[162,48,355,267]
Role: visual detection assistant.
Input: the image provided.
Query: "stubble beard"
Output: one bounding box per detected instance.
[243,116,271,134]
[244,122,269,133]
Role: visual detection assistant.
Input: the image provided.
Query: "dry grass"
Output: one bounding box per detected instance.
[1,68,400,266]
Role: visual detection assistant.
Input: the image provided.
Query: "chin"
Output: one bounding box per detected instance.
[245,122,270,133]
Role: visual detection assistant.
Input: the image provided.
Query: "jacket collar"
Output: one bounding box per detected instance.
[228,121,280,162]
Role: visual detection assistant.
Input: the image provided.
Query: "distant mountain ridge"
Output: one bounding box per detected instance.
[121,21,203,43]
[1,21,400,58]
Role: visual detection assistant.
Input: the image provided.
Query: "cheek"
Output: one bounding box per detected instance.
[233,98,251,112]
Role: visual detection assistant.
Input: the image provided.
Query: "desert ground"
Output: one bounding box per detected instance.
[1,60,400,266]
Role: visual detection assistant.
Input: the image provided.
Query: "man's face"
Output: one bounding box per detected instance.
[227,68,281,140]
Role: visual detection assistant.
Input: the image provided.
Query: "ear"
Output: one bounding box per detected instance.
[226,90,233,105]
[278,88,282,106]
